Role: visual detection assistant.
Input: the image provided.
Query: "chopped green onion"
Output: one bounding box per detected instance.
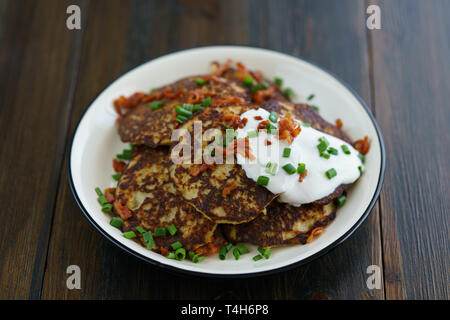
[335,195,347,207]
[175,115,188,123]
[219,243,233,260]
[266,123,277,132]
[112,173,121,181]
[358,165,363,176]
[269,111,279,123]
[182,103,194,111]
[282,163,296,175]
[311,105,319,112]
[171,241,183,250]
[265,162,278,176]
[97,195,109,206]
[284,88,293,98]
[167,224,177,236]
[307,94,315,101]
[247,130,258,138]
[317,137,330,153]
[252,83,264,91]
[253,255,263,261]
[189,251,204,263]
[274,77,283,86]
[101,203,112,213]
[201,97,212,107]
[242,76,254,88]
[297,163,306,174]
[236,245,249,254]
[153,227,167,237]
[232,248,241,260]
[150,101,163,110]
[192,104,203,112]
[195,78,206,85]
[257,247,271,259]
[95,187,103,196]
[166,252,176,259]
[123,231,136,239]
[256,176,270,186]
[320,152,330,159]
[341,145,351,155]
[135,226,146,234]
[175,248,186,261]
[283,148,291,158]
[328,147,338,155]
[301,122,311,127]
[358,153,365,164]
[325,168,337,179]
[109,217,123,228]
[143,231,154,249]
[175,105,193,117]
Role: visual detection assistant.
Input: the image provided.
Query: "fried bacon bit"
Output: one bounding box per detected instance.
[114,201,132,220]
[189,163,212,177]
[353,135,370,155]
[264,138,272,146]
[306,227,324,243]
[113,158,127,173]
[234,61,252,81]
[104,188,116,203]
[194,235,227,256]
[335,118,343,129]
[223,113,248,129]
[253,87,275,104]
[222,183,239,197]
[298,169,308,183]
[163,86,184,99]
[187,90,203,104]
[278,115,301,144]
[257,120,269,131]
[253,105,259,110]
[141,91,163,103]
[160,247,169,256]
[113,92,147,120]
[213,95,247,106]
[215,137,255,161]
[254,115,263,120]
[211,59,232,76]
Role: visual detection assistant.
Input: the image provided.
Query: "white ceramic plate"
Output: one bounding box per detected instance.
[69,46,385,277]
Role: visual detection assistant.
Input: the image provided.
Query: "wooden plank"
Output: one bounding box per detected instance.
[42,0,383,299]
[0,0,9,44]
[370,0,449,299]
[0,0,86,299]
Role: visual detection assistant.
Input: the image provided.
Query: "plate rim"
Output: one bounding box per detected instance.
[68,45,386,278]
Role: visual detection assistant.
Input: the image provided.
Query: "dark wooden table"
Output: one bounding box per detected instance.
[0,0,448,300]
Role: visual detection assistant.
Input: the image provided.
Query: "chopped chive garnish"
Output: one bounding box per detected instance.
[269,111,279,123]
[195,78,206,85]
[166,252,176,259]
[190,251,204,263]
[282,163,296,175]
[358,153,365,164]
[219,243,232,260]
[247,130,258,138]
[284,88,293,98]
[297,163,306,174]
[325,168,337,179]
[117,148,132,160]
[252,83,264,91]
[175,115,188,123]
[328,147,338,155]
[335,195,347,207]
[167,224,177,236]
[311,105,319,112]
[232,248,241,260]
[265,162,278,175]
[253,255,263,261]
[341,145,351,155]
[301,122,311,127]
[171,241,183,250]
[242,76,254,88]
[320,152,330,159]
[283,147,291,158]
[97,195,108,206]
[112,173,121,181]
[153,227,167,237]
[110,217,123,228]
[175,248,186,261]
[136,226,146,234]
[236,245,249,254]
[307,94,315,101]
[256,176,270,186]
[175,105,193,117]
[101,203,113,213]
[192,104,203,112]
[358,165,363,176]
[201,97,212,107]
[143,231,154,249]
[150,101,163,110]
[182,103,194,111]
[274,77,283,86]
[95,187,103,196]
[257,247,271,259]
[123,231,136,239]
[266,123,277,132]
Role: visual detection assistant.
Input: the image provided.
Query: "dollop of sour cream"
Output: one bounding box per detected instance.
[235,108,364,206]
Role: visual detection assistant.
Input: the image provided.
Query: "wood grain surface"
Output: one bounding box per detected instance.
[0,0,447,300]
